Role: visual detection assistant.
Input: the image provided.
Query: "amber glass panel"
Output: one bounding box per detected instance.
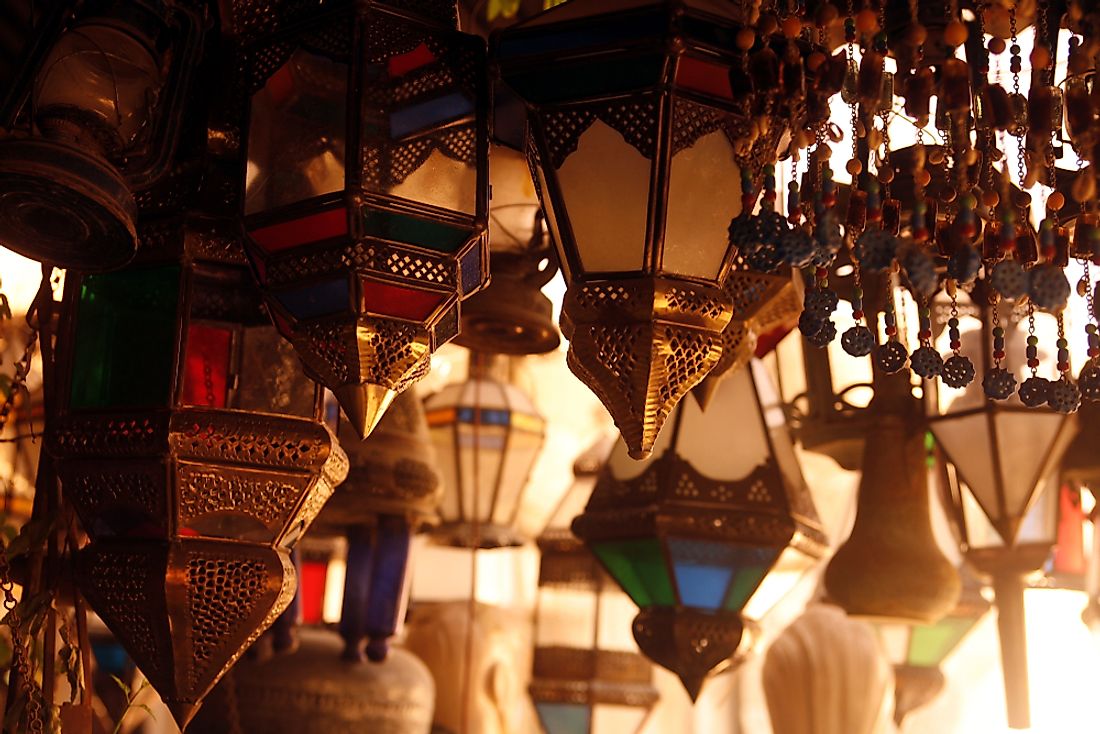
[246,49,348,215]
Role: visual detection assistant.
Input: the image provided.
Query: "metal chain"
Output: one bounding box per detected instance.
[1027,301,1039,376]
[990,290,1003,366]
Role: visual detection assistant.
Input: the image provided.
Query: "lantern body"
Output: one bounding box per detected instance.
[573,360,826,699]
[424,360,546,548]
[236,0,489,439]
[497,0,790,458]
[50,226,348,727]
[0,0,202,269]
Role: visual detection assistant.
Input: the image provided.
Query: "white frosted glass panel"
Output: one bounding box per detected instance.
[391,148,477,214]
[556,121,649,273]
[662,131,740,280]
[876,623,911,665]
[994,411,1064,520]
[677,366,767,480]
[537,586,597,647]
[432,426,462,522]
[931,414,997,519]
[458,423,506,522]
[461,379,510,409]
[546,477,596,532]
[608,418,675,480]
[961,484,1005,548]
[489,146,540,249]
[492,430,542,526]
[1017,472,1059,545]
[596,587,640,651]
[592,704,649,734]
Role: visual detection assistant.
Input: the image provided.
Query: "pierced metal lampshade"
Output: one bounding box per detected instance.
[233,0,490,438]
[497,0,792,458]
[573,360,827,699]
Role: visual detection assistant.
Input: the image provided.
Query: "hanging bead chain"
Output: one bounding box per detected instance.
[787,158,801,226]
[1025,304,1040,376]
[1050,313,1082,413]
[1079,259,1100,402]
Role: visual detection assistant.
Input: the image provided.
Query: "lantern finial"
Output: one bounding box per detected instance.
[632,607,742,702]
[335,383,399,440]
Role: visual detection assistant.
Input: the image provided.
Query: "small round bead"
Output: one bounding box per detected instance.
[944,20,968,46]
[989,37,1006,54]
[1027,335,1039,346]
[1028,358,1040,368]
[782,15,803,38]
[736,27,756,50]
[856,8,879,33]
[1048,191,1065,210]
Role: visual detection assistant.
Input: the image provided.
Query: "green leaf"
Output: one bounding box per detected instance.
[109,674,130,698]
[5,516,54,562]
[136,704,156,720]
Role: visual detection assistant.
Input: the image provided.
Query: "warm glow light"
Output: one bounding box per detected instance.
[0,247,45,315]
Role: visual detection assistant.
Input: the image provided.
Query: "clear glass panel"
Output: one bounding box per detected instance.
[492,428,542,526]
[555,120,649,273]
[461,378,510,409]
[458,422,507,523]
[592,705,649,734]
[536,585,597,648]
[246,48,347,214]
[743,544,815,621]
[676,365,768,480]
[662,130,740,281]
[533,158,570,279]
[930,413,998,522]
[960,483,1005,548]
[592,538,674,608]
[596,585,639,651]
[994,411,1066,524]
[546,476,597,533]
[236,326,316,416]
[390,148,478,213]
[431,425,461,524]
[1017,471,1059,545]
[908,615,977,667]
[490,146,541,251]
[536,702,590,734]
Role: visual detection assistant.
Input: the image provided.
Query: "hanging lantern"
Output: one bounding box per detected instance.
[310,387,442,662]
[454,145,560,356]
[825,371,962,623]
[0,0,203,269]
[496,0,798,458]
[876,567,991,725]
[531,441,658,734]
[423,352,545,548]
[573,360,827,699]
[234,0,490,438]
[49,197,348,727]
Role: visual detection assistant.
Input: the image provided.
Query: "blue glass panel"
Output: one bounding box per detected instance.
[433,302,460,346]
[460,245,484,295]
[667,538,777,612]
[390,92,475,138]
[536,702,590,734]
[274,277,349,320]
[91,641,129,677]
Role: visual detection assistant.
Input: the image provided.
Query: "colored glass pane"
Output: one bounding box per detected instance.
[299,560,329,625]
[391,92,475,138]
[908,615,978,667]
[361,208,471,252]
[248,206,350,253]
[536,702,590,734]
[592,538,674,608]
[388,43,437,77]
[667,538,775,611]
[274,277,349,320]
[70,265,180,410]
[460,245,484,295]
[433,302,460,345]
[181,324,232,408]
[674,56,733,100]
[360,278,445,321]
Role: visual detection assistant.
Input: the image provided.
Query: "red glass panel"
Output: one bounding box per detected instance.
[248,206,349,253]
[360,278,445,321]
[755,324,794,358]
[265,61,296,106]
[675,56,733,100]
[1054,484,1087,576]
[299,560,329,625]
[388,43,437,77]
[182,324,232,407]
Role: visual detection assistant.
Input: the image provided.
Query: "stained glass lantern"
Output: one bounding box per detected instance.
[531,440,658,734]
[496,0,791,459]
[310,387,442,662]
[235,0,490,439]
[49,219,348,729]
[876,567,991,725]
[423,352,545,548]
[0,0,203,269]
[573,360,827,699]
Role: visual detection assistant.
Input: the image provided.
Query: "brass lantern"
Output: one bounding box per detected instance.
[423,353,546,548]
[0,0,203,269]
[497,0,789,458]
[235,0,490,438]
[49,213,347,729]
[531,441,658,734]
[573,360,827,699]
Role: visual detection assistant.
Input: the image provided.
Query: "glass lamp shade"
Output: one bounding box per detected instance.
[0,0,202,269]
[237,0,490,441]
[572,360,827,700]
[49,229,348,729]
[497,0,797,459]
[423,356,546,548]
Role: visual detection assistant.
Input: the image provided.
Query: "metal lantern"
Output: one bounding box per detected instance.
[0,0,203,269]
[310,387,442,662]
[531,442,658,734]
[49,216,347,729]
[423,353,546,548]
[876,568,991,725]
[233,0,490,439]
[573,360,827,699]
[496,0,790,459]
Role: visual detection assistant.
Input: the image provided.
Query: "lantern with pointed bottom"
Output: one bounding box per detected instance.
[531,441,658,734]
[496,0,795,458]
[0,0,203,269]
[424,353,546,548]
[573,360,827,699]
[233,0,490,439]
[49,189,347,729]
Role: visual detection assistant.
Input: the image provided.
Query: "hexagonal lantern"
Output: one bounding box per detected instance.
[231,0,490,438]
[496,0,789,458]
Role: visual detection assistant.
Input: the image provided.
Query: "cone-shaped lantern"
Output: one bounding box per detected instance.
[573,360,826,699]
[496,0,796,458]
[825,371,962,623]
[233,0,490,438]
[0,0,203,269]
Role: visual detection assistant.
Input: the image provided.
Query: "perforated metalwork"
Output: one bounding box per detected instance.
[64,468,161,524]
[52,414,167,457]
[187,555,271,686]
[542,96,659,168]
[170,411,331,470]
[83,548,165,682]
[178,466,306,528]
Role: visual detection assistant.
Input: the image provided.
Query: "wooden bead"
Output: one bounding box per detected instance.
[1031,45,1052,69]
[928,148,946,165]
[941,186,957,202]
[782,15,803,38]
[737,27,756,50]
[878,166,895,184]
[846,159,863,175]
[1047,191,1065,210]
[988,37,1006,54]
[856,8,879,34]
[914,168,931,187]
[907,24,927,46]
[982,189,1000,208]
[758,13,779,36]
[944,20,968,47]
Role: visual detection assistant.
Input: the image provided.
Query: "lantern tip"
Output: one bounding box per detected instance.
[691,375,723,411]
[678,672,708,702]
[335,384,398,439]
[166,700,202,731]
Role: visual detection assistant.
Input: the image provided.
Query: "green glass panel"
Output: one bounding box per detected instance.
[360,208,470,252]
[536,702,590,734]
[722,563,772,612]
[592,538,674,608]
[908,615,978,667]
[70,265,180,409]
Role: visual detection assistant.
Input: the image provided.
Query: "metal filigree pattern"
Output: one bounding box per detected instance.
[541,96,660,168]
[531,647,658,707]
